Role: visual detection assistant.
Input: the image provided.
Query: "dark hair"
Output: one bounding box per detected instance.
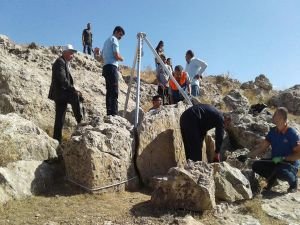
[174,65,183,72]
[160,54,166,61]
[186,50,194,58]
[113,26,125,35]
[155,40,164,51]
[152,95,161,101]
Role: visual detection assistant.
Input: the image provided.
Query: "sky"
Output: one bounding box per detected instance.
[1,0,299,90]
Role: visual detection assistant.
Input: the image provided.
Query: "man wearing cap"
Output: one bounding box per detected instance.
[101,26,125,116]
[82,23,93,55]
[48,44,83,143]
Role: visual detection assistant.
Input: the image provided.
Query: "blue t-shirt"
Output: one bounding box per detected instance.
[102,35,120,67]
[266,127,300,166]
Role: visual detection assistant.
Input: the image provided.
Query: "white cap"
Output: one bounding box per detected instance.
[62,44,77,53]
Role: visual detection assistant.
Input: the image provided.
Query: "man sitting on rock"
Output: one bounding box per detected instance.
[48,44,83,144]
[180,104,231,162]
[239,107,300,193]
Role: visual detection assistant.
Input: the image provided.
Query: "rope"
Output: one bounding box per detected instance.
[66,176,138,192]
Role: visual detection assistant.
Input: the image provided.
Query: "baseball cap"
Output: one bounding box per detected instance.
[63,44,77,53]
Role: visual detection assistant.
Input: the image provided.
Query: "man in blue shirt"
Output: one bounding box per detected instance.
[101,26,125,116]
[247,107,300,193]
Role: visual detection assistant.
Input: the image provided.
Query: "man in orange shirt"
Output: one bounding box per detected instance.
[169,65,191,104]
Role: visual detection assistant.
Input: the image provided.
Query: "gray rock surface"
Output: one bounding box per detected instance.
[223,90,250,113]
[151,161,216,211]
[63,116,138,192]
[0,113,58,167]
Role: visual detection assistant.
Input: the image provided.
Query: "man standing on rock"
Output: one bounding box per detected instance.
[101,26,125,116]
[180,104,231,162]
[82,23,93,55]
[185,50,207,97]
[48,44,83,143]
[241,107,300,193]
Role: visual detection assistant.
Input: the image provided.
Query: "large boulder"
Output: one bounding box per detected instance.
[151,161,216,211]
[0,35,136,131]
[0,113,58,167]
[63,116,138,192]
[269,85,300,115]
[136,102,189,184]
[0,160,58,204]
[212,162,253,202]
[223,90,250,113]
[226,112,272,150]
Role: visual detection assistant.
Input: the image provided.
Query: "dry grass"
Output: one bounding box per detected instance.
[121,66,156,84]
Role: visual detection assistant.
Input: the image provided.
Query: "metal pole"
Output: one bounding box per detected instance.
[142,34,192,105]
[123,42,139,117]
[134,33,143,127]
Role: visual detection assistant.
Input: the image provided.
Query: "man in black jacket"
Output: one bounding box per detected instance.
[48,44,83,143]
[180,104,231,162]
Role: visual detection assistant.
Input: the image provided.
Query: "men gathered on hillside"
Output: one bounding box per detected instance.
[48,44,83,144]
[240,107,300,193]
[82,23,93,55]
[101,26,125,116]
[185,50,207,97]
[180,104,231,162]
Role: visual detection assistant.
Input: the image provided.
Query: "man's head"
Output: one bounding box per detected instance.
[113,26,125,40]
[166,58,172,65]
[87,23,91,29]
[272,107,288,130]
[152,95,162,109]
[160,54,166,63]
[174,65,183,77]
[62,44,77,61]
[185,50,194,63]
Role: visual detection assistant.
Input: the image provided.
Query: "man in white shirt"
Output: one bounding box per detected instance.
[185,50,207,97]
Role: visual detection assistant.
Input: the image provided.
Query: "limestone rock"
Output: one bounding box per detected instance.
[254,74,272,91]
[137,102,189,184]
[223,90,250,113]
[151,161,216,211]
[0,36,136,131]
[0,113,58,167]
[212,162,253,202]
[226,112,272,150]
[63,116,138,192]
[0,160,58,203]
[269,85,300,115]
[173,215,205,225]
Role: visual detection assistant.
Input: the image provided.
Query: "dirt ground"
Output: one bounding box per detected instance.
[0,177,286,225]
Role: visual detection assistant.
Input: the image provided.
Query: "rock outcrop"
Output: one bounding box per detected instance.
[269,85,300,115]
[223,90,250,113]
[0,35,136,132]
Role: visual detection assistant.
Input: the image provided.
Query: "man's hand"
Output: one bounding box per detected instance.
[237,154,248,163]
[272,156,284,164]
[213,153,221,162]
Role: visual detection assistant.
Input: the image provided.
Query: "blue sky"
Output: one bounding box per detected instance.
[1,0,299,90]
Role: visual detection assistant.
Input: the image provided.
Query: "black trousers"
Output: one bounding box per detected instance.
[103,64,119,116]
[180,109,205,161]
[83,44,92,55]
[53,94,82,143]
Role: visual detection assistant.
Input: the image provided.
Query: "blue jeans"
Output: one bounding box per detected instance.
[102,64,119,116]
[191,85,200,97]
[252,159,298,188]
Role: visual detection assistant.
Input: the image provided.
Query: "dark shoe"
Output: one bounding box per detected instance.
[263,177,277,191]
[287,180,298,193]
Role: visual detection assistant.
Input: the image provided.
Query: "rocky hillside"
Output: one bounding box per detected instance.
[1,34,300,225]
